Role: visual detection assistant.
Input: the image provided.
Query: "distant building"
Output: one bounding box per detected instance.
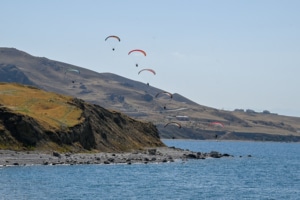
[176,116,189,121]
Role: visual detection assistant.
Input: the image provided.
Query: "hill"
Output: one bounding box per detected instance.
[0,83,164,152]
[1,47,300,142]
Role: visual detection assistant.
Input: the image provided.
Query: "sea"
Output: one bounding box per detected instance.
[0,139,299,200]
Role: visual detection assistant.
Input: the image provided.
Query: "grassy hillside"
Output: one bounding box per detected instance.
[0,83,82,130]
[0,82,164,152]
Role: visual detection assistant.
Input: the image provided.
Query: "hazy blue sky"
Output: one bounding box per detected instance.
[1,1,300,117]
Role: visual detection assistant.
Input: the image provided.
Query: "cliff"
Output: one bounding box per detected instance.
[0,83,164,152]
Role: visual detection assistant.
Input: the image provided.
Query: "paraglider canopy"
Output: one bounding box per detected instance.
[65,68,80,75]
[105,35,121,42]
[128,49,147,56]
[155,91,173,99]
[138,68,156,75]
[164,122,182,129]
[209,122,224,128]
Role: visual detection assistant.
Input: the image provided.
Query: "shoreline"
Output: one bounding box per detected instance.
[0,147,231,167]
[162,138,300,143]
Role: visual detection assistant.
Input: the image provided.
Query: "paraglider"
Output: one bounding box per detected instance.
[138,68,156,86]
[155,91,173,110]
[64,68,80,83]
[164,122,182,129]
[105,35,121,51]
[128,49,147,67]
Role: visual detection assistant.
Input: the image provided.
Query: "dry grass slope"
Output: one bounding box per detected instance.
[0,82,164,152]
[0,83,83,131]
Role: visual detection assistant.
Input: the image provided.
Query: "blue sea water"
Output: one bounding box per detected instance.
[1,140,299,200]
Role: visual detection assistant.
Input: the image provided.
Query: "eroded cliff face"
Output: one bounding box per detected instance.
[68,98,165,152]
[0,98,165,152]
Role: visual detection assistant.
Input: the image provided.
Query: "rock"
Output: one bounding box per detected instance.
[52,151,61,158]
[186,154,197,159]
[148,149,157,155]
[65,153,72,157]
[210,151,222,158]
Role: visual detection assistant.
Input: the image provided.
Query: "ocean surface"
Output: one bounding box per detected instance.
[1,140,299,200]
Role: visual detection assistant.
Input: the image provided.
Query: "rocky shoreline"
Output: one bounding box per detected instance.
[0,147,232,167]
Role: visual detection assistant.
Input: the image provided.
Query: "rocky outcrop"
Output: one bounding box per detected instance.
[0,98,165,152]
[68,98,164,151]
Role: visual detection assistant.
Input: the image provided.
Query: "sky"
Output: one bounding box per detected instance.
[1,0,300,117]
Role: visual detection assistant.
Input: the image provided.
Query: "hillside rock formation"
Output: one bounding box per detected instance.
[0,94,164,152]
